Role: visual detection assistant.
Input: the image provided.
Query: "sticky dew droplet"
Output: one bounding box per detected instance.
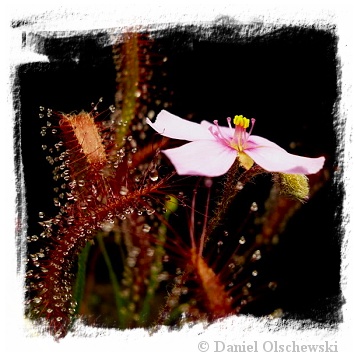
[147,110,155,119]
[101,220,115,232]
[127,257,136,268]
[146,208,155,216]
[268,281,277,290]
[250,202,258,211]
[142,224,151,233]
[236,181,244,190]
[120,186,128,195]
[80,202,88,210]
[149,169,159,182]
[147,247,155,257]
[252,250,261,261]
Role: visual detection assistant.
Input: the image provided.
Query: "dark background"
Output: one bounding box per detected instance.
[15,20,342,326]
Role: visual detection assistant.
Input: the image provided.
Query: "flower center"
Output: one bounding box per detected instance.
[208,115,256,170]
[231,115,253,151]
[209,114,255,152]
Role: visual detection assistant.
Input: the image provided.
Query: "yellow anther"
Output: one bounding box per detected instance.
[233,115,250,129]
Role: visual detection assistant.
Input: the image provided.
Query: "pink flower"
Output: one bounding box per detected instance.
[146,110,325,177]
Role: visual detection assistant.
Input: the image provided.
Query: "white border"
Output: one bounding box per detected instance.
[3,1,354,355]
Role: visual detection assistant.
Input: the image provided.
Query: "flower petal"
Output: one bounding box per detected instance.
[146,110,214,141]
[247,135,287,150]
[245,136,325,174]
[200,120,234,140]
[162,140,237,176]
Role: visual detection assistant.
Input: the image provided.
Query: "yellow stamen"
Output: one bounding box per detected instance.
[233,115,250,129]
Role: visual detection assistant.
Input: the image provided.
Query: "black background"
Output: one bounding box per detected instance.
[15,21,342,326]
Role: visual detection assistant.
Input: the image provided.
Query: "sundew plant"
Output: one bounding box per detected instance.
[17,23,342,340]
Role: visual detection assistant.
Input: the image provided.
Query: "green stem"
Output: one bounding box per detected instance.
[72,241,91,316]
[113,33,140,148]
[138,196,178,325]
[137,234,165,325]
[96,233,128,329]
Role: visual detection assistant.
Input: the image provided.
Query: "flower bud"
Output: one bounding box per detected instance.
[273,173,310,202]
